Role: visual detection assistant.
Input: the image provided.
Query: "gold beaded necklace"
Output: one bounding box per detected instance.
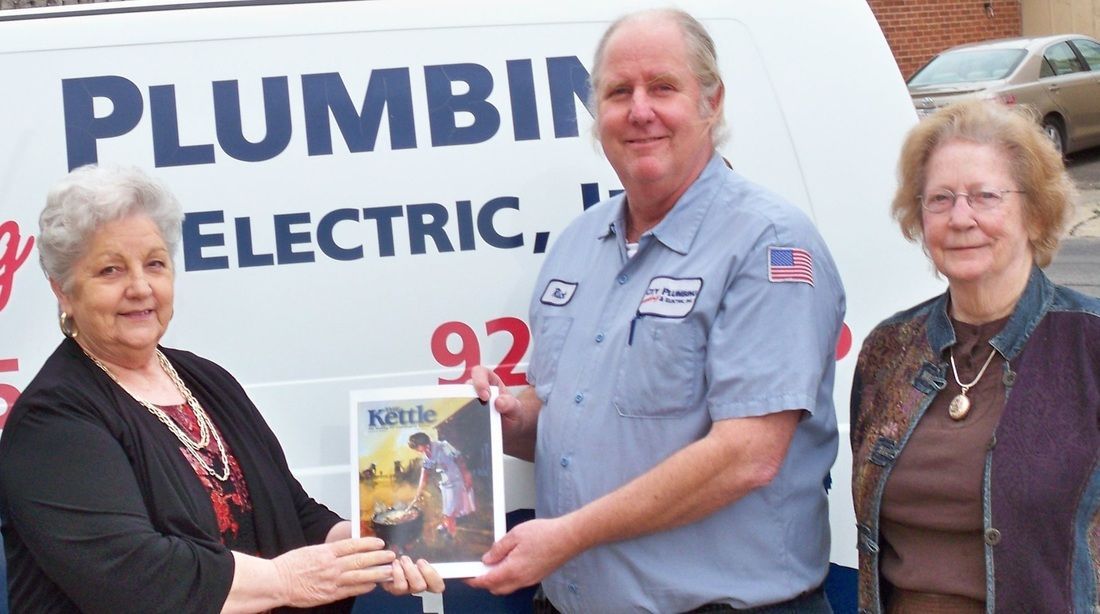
[83,348,230,481]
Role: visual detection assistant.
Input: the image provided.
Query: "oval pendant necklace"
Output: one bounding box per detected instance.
[948,348,998,421]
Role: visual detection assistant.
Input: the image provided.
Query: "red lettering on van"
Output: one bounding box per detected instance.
[431,317,530,386]
[0,220,35,312]
[835,322,852,361]
[0,358,20,428]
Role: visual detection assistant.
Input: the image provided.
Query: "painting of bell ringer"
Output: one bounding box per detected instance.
[349,385,503,577]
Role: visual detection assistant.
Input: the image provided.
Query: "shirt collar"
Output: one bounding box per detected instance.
[926,265,1054,360]
[597,151,726,255]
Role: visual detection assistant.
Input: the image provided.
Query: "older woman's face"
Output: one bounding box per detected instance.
[921,139,1034,290]
[52,215,174,365]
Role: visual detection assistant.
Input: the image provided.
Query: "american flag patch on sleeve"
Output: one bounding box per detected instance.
[767,246,814,286]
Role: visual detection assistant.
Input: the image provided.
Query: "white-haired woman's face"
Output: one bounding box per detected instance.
[51,214,174,366]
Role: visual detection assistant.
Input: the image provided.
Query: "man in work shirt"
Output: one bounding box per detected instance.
[468,8,844,613]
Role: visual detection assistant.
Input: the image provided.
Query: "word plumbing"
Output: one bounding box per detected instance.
[62,57,592,170]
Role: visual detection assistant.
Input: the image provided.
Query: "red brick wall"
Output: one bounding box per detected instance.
[868,0,1023,80]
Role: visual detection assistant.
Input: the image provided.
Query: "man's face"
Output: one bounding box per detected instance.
[595,18,718,194]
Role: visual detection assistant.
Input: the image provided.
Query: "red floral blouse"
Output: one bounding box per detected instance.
[159,402,258,554]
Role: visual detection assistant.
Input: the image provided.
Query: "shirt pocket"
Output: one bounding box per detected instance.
[612,318,704,418]
[529,316,574,400]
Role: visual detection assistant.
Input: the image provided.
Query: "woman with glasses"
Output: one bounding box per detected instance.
[850,99,1099,613]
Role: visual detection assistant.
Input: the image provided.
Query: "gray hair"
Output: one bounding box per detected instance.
[39,164,184,291]
[587,8,728,146]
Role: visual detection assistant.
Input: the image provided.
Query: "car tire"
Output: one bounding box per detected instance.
[1041,117,1066,157]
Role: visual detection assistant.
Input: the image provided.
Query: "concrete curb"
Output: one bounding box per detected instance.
[1069,188,1100,239]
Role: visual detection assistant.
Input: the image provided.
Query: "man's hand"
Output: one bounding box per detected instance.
[466,517,583,595]
[468,365,540,460]
[469,365,522,419]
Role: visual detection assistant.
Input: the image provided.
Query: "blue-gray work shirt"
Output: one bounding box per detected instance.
[527,153,845,613]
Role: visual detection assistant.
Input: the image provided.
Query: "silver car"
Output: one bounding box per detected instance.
[909,34,1100,155]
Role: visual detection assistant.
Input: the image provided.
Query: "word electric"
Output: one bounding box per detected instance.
[182,196,525,271]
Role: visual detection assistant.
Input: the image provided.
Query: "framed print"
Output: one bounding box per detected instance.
[349,385,503,578]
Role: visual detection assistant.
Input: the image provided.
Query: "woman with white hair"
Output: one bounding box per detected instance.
[0,164,443,613]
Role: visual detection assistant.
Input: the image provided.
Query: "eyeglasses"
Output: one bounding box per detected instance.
[918,188,1025,213]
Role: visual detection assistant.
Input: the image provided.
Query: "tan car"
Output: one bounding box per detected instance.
[909,34,1100,155]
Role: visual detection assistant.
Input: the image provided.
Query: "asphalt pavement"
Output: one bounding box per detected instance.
[1048,147,1100,297]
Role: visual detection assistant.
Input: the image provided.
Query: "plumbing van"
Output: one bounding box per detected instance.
[0,0,940,610]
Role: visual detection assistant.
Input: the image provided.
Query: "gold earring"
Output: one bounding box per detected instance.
[59,312,78,339]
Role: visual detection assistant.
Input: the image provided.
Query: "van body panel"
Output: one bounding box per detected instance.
[0,1,938,609]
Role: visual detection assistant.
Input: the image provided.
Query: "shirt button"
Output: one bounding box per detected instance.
[617,274,628,284]
[574,393,583,404]
[595,333,605,343]
[568,583,579,594]
[560,457,569,468]
[984,528,1001,546]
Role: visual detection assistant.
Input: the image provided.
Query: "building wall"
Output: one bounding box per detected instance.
[868,0,1023,80]
[1022,0,1100,38]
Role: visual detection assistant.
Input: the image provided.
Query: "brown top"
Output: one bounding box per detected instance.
[879,315,1009,605]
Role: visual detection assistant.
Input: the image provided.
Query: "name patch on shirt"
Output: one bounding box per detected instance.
[637,276,703,318]
[540,279,578,306]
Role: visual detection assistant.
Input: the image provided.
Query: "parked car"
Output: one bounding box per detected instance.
[909,34,1100,155]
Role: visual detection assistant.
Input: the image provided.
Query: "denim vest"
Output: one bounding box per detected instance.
[850,267,1100,613]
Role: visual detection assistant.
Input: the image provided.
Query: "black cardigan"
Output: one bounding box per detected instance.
[0,338,350,613]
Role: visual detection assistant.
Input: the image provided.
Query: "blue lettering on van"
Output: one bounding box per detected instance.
[150,84,217,167]
[547,56,589,138]
[62,57,592,170]
[479,196,523,249]
[181,195,524,271]
[302,69,416,155]
[580,182,625,210]
[62,75,144,171]
[234,217,274,268]
[425,63,499,147]
[274,212,315,264]
[183,210,229,271]
[215,77,293,163]
[317,209,363,261]
[506,59,539,141]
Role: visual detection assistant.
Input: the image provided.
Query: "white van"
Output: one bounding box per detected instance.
[0,0,939,610]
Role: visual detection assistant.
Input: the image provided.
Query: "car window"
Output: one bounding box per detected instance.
[1071,39,1100,71]
[1040,57,1055,78]
[1042,42,1085,76]
[908,49,1026,86]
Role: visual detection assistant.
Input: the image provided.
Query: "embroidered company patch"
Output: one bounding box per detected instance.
[540,279,578,306]
[767,246,814,286]
[637,276,703,318]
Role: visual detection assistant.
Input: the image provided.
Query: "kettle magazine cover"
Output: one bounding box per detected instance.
[349,385,503,578]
